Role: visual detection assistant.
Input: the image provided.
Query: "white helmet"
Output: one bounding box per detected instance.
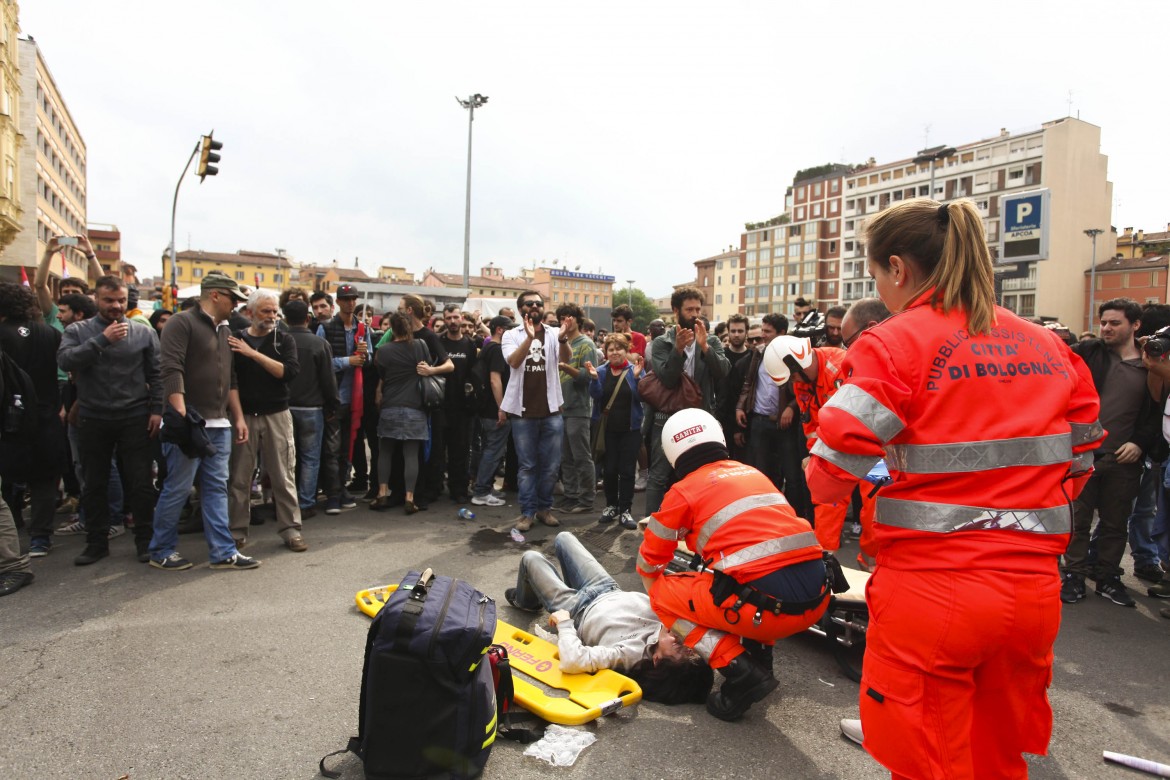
[661,409,725,467]
[762,335,814,385]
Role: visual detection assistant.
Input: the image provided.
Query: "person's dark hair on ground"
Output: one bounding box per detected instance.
[628,655,714,705]
[0,282,36,321]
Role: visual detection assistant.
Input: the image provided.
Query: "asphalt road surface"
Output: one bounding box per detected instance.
[2,495,1169,779]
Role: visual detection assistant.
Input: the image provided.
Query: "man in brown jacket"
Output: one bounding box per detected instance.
[147,271,259,571]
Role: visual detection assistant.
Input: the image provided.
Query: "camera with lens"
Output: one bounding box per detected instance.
[791,309,825,344]
[1143,325,1170,358]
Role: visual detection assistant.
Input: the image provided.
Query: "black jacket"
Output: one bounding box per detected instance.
[233,328,299,415]
[286,326,340,415]
[1070,338,1164,460]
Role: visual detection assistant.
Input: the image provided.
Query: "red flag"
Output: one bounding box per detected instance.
[19,266,29,286]
[254,272,261,287]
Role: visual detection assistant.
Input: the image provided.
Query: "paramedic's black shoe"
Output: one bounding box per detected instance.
[706,654,778,721]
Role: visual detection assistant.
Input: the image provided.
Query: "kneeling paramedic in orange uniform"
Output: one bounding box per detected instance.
[806,198,1103,779]
[637,409,842,721]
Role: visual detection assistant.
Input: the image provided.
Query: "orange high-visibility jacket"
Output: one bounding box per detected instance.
[793,346,847,448]
[638,460,823,583]
[806,293,1103,569]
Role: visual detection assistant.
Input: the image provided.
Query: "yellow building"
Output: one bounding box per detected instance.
[166,249,294,291]
[377,265,413,284]
[0,4,21,255]
[1116,225,1170,260]
[0,35,89,284]
[530,266,614,308]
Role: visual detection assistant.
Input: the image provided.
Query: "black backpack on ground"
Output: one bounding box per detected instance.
[322,569,499,780]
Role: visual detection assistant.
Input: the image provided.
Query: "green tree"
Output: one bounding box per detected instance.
[607,287,659,334]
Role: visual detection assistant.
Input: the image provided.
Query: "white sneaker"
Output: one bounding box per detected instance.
[56,518,86,535]
[471,493,505,507]
[618,511,638,530]
[634,471,648,492]
[840,718,864,746]
[107,525,126,540]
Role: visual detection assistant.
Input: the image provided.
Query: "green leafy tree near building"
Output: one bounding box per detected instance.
[607,287,659,333]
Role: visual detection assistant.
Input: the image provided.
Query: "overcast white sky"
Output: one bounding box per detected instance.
[23,1,1169,296]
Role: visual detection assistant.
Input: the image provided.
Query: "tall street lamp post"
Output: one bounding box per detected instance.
[1084,228,1103,334]
[627,279,635,307]
[456,93,488,291]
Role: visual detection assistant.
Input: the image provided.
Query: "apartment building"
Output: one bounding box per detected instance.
[1116,225,1170,260]
[1084,254,1167,319]
[0,5,20,257]
[840,117,1113,331]
[421,264,527,298]
[1,36,88,284]
[530,266,615,308]
[740,165,847,319]
[168,249,294,290]
[695,247,740,323]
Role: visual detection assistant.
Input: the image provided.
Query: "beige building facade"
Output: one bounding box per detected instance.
[531,266,614,309]
[841,117,1113,331]
[1,36,88,283]
[167,249,293,291]
[0,4,21,256]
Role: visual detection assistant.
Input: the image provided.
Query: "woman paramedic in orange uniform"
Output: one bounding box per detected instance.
[805,198,1103,780]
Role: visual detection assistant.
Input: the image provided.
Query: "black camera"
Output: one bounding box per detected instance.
[791,309,825,343]
[1144,325,1170,358]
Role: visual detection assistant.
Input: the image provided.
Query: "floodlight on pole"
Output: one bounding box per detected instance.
[456,93,489,291]
[627,279,635,306]
[1084,228,1104,334]
[913,145,956,199]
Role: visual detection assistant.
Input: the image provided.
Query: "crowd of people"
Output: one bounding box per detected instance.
[2,199,1170,777]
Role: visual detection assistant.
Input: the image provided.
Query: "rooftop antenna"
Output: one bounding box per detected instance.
[1066,90,1073,117]
[923,124,931,149]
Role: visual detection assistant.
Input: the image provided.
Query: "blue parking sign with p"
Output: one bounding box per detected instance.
[1005,193,1043,232]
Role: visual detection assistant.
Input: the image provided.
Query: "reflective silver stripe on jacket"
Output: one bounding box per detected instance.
[647,516,685,542]
[884,433,1072,474]
[696,494,790,551]
[810,439,881,479]
[690,628,725,662]
[1070,420,1104,446]
[671,619,698,640]
[636,552,665,574]
[822,384,905,443]
[876,497,1071,534]
[1069,450,1094,475]
[710,531,819,571]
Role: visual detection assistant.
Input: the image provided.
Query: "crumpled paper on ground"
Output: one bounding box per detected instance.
[522,724,597,766]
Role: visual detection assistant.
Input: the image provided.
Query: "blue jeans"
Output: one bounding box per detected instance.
[150,427,236,562]
[291,408,325,509]
[1128,460,1163,568]
[511,414,564,518]
[472,417,511,497]
[512,532,621,622]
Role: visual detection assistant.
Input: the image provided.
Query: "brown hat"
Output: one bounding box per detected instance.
[201,270,248,302]
[335,284,359,299]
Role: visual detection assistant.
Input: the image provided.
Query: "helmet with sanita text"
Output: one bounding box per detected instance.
[661,409,725,467]
[762,335,814,385]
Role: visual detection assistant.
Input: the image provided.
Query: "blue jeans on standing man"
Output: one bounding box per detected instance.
[1129,459,1165,569]
[290,408,325,509]
[511,414,564,519]
[472,416,511,498]
[149,427,237,563]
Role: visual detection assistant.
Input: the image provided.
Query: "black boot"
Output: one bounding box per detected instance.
[706,654,778,722]
[74,544,110,566]
[742,640,774,670]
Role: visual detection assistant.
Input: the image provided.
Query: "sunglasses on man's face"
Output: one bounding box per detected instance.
[747,336,762,344]
[521,300,543,308]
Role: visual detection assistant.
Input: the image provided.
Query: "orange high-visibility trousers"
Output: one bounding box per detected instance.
[859,564,1061,780]
[648,571,828,668]
[814,487,878,560]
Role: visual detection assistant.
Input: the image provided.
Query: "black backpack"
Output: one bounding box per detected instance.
[0,349,37,441]
[322,570,499,780]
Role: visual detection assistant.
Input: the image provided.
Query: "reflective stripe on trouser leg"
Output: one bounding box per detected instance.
[648,571,827,669]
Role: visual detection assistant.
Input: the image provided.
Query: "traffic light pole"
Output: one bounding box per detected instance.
[169,140,202,304]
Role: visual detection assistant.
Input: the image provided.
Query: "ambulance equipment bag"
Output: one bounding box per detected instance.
[321,569,499,780]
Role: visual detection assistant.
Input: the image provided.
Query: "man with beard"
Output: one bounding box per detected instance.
[57,275,162,566]
[717,314,752,459]
[227,290,303,552]
[819,305,847,348]
[611,304,646,358]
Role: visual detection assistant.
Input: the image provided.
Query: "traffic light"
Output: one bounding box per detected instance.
[197,132,223,182]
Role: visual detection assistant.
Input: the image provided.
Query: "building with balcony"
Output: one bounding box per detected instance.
[0,5,21,258]
[692,247,739,323]
[166,249,295,291]
[1084,255,1168,326]
[839,117,1113,331]
[1115,225,1170,260]
[739,164,848,319]
[1,36,89,286]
